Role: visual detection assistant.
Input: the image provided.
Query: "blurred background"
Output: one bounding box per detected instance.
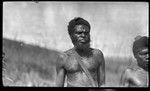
[3,2,148,87]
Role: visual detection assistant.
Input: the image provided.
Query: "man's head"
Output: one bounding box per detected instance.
[133,36,149,67]
[68,17,91,49]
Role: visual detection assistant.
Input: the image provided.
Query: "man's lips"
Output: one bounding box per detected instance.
[78,39,86,43]
[144,59,148,62]
[78,37,85,40]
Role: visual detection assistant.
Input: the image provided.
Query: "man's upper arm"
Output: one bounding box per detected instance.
[55,53,67,87]
[96,49,105,87]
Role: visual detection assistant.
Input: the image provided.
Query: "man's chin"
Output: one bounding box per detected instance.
[76,43,90,49]
[141,61,148,68]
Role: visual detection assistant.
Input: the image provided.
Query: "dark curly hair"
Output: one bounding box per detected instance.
[67,17,91,36]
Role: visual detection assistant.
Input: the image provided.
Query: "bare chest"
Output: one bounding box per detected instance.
[128,70,148,87]
[64,55,99,73]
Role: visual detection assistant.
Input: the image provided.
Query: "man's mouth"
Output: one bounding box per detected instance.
[145,59,148,62]
[142,60,148,65]
[143,57,148,62]
[78,37,85,41]
[78,39,86,44]
[79,39,85,41]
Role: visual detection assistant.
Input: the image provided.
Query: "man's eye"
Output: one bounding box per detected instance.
[139,52,147,55]
[77,32,82,34]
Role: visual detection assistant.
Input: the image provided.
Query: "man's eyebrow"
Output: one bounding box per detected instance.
[141,50,148,52]
[139,50,148,53]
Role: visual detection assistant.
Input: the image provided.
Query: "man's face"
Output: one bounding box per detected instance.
[136,47,149,66]
[71,24,90,49]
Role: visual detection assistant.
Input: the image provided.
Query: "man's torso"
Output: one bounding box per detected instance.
[63,48,101,87]
[126,68,149,87]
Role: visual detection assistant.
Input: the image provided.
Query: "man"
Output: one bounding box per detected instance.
[120,36,149,87]
[56,17,105,87]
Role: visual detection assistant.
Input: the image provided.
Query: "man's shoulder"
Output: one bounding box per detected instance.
[57,52,68,65]
[123,67,136,78]
[58,52,67,59]
[58,48,74,61]
[64,48,74,55]
[92,48,104,56]
[125,65,141,72]
[124,68,132,74]
[92,48,104,64]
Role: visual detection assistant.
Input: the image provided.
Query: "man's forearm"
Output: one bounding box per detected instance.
[98,78,105,87]
[55,75,65,87]
[55,68,65,87]
[97,71,105,87]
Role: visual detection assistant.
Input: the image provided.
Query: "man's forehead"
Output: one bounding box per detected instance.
[74,24,90,32]
[75,24,89,28]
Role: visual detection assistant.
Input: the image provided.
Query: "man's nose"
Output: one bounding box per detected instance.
[80,33,85,37]
[145,54,149,59]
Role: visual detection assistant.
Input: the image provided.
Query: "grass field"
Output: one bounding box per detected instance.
[104,57,129,87]
[2,38,132,87]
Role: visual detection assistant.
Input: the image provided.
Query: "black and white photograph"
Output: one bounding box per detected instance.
[88,89,118,91]
[2,2,149,87]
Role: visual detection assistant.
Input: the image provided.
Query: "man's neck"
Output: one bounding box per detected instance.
[74,45,92,57]
[137,63,148,72]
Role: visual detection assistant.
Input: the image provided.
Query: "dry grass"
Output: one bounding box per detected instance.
[105,57,129,87]
[3,38,59,87]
